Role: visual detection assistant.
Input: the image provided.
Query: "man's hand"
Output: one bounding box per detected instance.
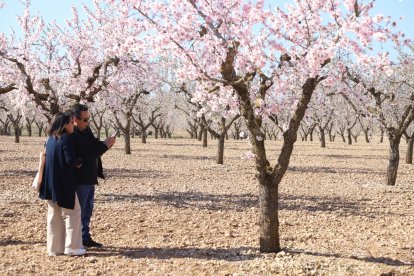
[104,136,116,149]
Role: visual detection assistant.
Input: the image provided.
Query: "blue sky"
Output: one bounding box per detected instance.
[1,0,413,41]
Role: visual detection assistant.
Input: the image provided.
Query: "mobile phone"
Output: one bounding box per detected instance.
[111,129,120,137]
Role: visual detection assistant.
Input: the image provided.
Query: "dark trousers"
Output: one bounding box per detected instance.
[76,185,95,242]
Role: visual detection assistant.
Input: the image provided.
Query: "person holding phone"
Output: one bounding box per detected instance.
[71,104,116,248]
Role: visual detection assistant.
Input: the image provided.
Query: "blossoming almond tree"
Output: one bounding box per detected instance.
[0,1,121,119]
[342,57,414,186]
[104,62,156,154]
[110,0,409,252]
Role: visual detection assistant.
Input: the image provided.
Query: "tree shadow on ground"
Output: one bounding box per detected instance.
[301,153,387,160]
[87,246,259,261]
[283,194,411,218]
[88,246,413,267]
[0,169,36,177]
[155,143,203,148]
[288,165,384,175]
[112,147,152,153]
[287,248,414,267]
[104,168,171,180]
[99,192,257,212]
[159,154,214,161]
[0,156,37,162]
[0,149,20,153]
[0,239,45,246]
[99,191,399,218]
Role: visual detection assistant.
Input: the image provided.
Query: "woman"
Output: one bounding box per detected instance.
[39,112,86,256]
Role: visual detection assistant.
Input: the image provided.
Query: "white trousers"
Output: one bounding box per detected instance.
[46,194,83,255]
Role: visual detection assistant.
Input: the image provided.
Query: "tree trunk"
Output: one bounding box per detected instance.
[380,130,384,143]
[364,131,369,143]
[259,179,280,252]
[141,129,147,143]
[95,127,100,139]
[386,137,401,186]
[319,126,326,148]
[405,137,413,164]
[309,131,314,142]
[216,135,225,164]
[198,125,203,142]
[26,122,32,137]
[203,127,208,148]
[124,131,131,154]
[347,129,352,145]
[14,126,20,143]
[154,128,159,139]
[340,133,345,143]
[37,126,43,137]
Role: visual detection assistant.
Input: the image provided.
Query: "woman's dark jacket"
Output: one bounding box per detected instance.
[39,133,82,209]
[72,127,108,185]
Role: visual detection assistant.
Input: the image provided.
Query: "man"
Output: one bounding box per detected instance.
[71,104,116,247]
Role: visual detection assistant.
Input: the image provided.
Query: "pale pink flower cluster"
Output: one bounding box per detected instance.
[0,0,409,124]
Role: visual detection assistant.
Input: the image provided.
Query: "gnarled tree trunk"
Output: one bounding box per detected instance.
[216,134,225,164]
[406,138,413,164]
[319,126,326,148]
[386,136,401,186]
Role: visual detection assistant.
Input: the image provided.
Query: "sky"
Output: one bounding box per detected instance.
[0,0,413,43]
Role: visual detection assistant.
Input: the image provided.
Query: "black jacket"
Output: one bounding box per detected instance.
[39,133,82,209]
[72,127,108,185]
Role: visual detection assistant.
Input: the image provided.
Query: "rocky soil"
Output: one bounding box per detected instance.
[0,136,413,275]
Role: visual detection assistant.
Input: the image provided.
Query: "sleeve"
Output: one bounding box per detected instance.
[62,135,83,167]
[86,127,109,157]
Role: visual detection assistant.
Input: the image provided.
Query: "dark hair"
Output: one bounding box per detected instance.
[47,112,72,138]
[71,104,88,118]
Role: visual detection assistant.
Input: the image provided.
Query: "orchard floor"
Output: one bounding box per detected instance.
[0,136,413,276]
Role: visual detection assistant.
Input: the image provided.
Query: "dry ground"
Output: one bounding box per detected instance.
[0,135,413,275]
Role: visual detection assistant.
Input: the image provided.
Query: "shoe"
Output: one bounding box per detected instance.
[83,239,103,248]
[64,248,86,256]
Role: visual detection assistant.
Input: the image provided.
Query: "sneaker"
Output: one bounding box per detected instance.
[83,239,103,248]
[64,248,87,256]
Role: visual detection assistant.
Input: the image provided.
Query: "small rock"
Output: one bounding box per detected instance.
[277,251,286,257]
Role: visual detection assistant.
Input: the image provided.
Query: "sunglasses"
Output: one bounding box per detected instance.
[78,117,90,123]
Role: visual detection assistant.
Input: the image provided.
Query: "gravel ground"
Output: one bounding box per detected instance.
[0,136,413,275]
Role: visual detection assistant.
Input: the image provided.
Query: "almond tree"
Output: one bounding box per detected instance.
[133,100,163,144]
[299,118,317,142]
[308,92,335,148]
[0,1,123,119]
[105,63,155,153]
[0,113,10,135]
[343,58,414,185]
[358,115,374,143]
[86,100,110,139]
[0,91,26,142]
[175,83,210,146]
[120,0,409,252]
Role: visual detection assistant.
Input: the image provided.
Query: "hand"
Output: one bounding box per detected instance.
[104,137,116,148]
